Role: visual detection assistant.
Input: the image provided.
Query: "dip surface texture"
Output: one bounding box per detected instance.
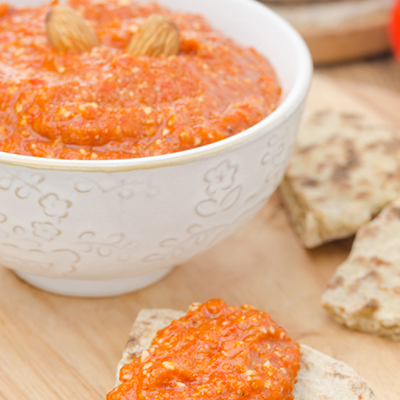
[107,299,301,400]
[0,0,280,160]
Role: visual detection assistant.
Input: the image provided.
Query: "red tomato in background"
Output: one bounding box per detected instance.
[389,0,400,61]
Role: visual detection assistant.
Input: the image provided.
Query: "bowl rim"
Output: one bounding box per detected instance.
[0,0,313,172]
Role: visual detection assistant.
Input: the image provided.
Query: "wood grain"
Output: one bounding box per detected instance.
[319,55,400,92]
[1,75,400,400]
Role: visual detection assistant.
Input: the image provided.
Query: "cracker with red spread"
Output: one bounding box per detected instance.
[108,301,377,400]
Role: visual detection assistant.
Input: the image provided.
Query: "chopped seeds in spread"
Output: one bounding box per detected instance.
[0,1,281,160]
[107,299,301,400]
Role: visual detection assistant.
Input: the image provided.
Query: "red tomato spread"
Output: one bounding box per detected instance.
[107,299,300,400]
[0,1,280,160]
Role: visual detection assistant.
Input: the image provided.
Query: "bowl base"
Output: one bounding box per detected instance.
[14,267,173,297]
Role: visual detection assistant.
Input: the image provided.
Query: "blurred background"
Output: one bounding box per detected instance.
[259,0,400,92]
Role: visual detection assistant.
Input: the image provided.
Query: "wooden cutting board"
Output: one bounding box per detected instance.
[0,75,400,400]
[262,0,393,65]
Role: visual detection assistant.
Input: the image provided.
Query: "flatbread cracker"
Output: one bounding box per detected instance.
[322,200,400,340]
[114,308,377,399]
[279,110,400,248]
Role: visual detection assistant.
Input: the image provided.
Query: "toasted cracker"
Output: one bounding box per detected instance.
[114,308,376,399]
[322,200,400,340]
[115,308,184,382]
[279,109,400,248]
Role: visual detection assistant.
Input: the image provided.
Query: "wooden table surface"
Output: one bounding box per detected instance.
[320,54,400,92]
[1,56,400,400]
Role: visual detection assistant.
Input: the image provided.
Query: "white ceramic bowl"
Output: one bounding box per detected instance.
[0,0,312,297]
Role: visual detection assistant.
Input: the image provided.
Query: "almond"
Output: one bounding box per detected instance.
[126,14,180,57]
[46,4,98,53]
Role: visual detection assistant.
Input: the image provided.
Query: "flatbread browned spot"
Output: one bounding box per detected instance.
[322,200,400,340]
[279,109,400,248]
